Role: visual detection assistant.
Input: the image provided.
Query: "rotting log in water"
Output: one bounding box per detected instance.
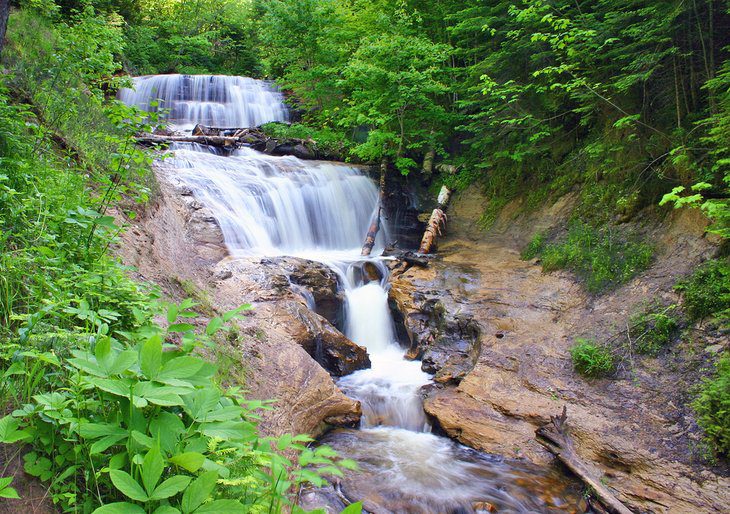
[536,407,633,514]
[135,134,242,147]
[418,185,452,254]
[361,159,387,256]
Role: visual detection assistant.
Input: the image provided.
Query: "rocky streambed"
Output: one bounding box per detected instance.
[116,151,730,513]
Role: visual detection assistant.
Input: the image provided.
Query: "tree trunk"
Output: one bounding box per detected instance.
[536,407,633,514]
[361,159,387,256]
[418,185,452,254]
[0,0,10,56]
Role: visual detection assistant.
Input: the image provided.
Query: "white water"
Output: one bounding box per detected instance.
[117,74,288,130]
[340,280,431,432]
[121,75,583,513]
[167,143,382,256]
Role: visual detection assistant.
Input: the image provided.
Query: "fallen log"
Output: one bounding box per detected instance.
[536,407,633,514]
[135,134,242,147]
[361,159,387,256]
[418,185,452,254]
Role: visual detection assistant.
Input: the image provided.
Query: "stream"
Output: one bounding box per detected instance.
[119,74,587,513]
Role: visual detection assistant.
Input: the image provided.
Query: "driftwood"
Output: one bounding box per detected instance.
[361,159,387,256]
[536,407,633,514]
[135,134,242,147]
[135,125,323,160]
[418,185,452,254]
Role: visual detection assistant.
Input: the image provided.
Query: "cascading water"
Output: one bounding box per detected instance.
[117,74,288,130]
[122,75,585,513]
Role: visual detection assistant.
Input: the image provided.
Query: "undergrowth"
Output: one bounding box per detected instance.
[569,339,615,378]
[0,7,357,512]
[523,222,653,294]
[693,353,730,457]
[259,122,350,159]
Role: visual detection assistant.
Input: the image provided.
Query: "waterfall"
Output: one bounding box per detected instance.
[339,274,432,432]
[117,74,288,130]
[121,75,585,513]
[166,143,384,256]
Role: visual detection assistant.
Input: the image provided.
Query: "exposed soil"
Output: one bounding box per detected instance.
[389,187,730,513]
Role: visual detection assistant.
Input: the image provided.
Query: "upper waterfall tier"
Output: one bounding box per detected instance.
[165,143,384,257]
[117,74,288,130]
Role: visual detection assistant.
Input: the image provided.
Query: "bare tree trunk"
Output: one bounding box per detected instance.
[0,0,10,56]
[361,159,387,256]
[418,185,452,254]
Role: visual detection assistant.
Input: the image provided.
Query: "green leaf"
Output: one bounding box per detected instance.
[205,317,223,336]
[140,335,163,379]
[108,350,138,375]
[79,422,127,439]
[168,323,196,333]
[93,502,146,514]
[153,507,181,514]
[199,421,255,440]
[181,470,217,513]
[340,502,363,514]
[158,357,205,380]
[0,416,31,443]
[0,486,20,499]
[169,452,205,473]
[167,304,179,324]
[109,470,149,502]
[90,434,127,454]
[149,475,191,501]
[141,446,164,495]
[194,500,247,513]
[95,337,113,366]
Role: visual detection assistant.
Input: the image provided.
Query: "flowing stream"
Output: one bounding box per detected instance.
[120,74,585,513]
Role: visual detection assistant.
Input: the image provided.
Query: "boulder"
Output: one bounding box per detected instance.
[283,301,371,377]
[260,257,345,326]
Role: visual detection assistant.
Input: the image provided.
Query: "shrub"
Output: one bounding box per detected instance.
[676,259,730,323]
[570,338,615,378]
[260,122,350,158]
[629,305,679,356]
[693,353,730,456]
[538,222,653,293]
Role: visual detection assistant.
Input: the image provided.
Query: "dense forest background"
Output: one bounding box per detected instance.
[4,0,730,229]
[88,0,730,234]
[0,0,729,511]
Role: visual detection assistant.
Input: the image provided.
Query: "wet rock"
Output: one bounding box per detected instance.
[260,257,345,325]
[284,300,371,377]
[389,272,481,383]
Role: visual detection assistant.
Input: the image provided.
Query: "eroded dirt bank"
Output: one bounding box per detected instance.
[390,188,730,513]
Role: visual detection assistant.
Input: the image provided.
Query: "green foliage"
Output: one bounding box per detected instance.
[0,8,353,511]
[693,353,730,456]
[531,222,653,293]
[122,0,262,76]
[675,259,730,323]
[260,122,350,158]
[0,477,20,499]
[570,338,615,378]
[1,301,349,512]
[520,233,546,260]
[628,305,679,356]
